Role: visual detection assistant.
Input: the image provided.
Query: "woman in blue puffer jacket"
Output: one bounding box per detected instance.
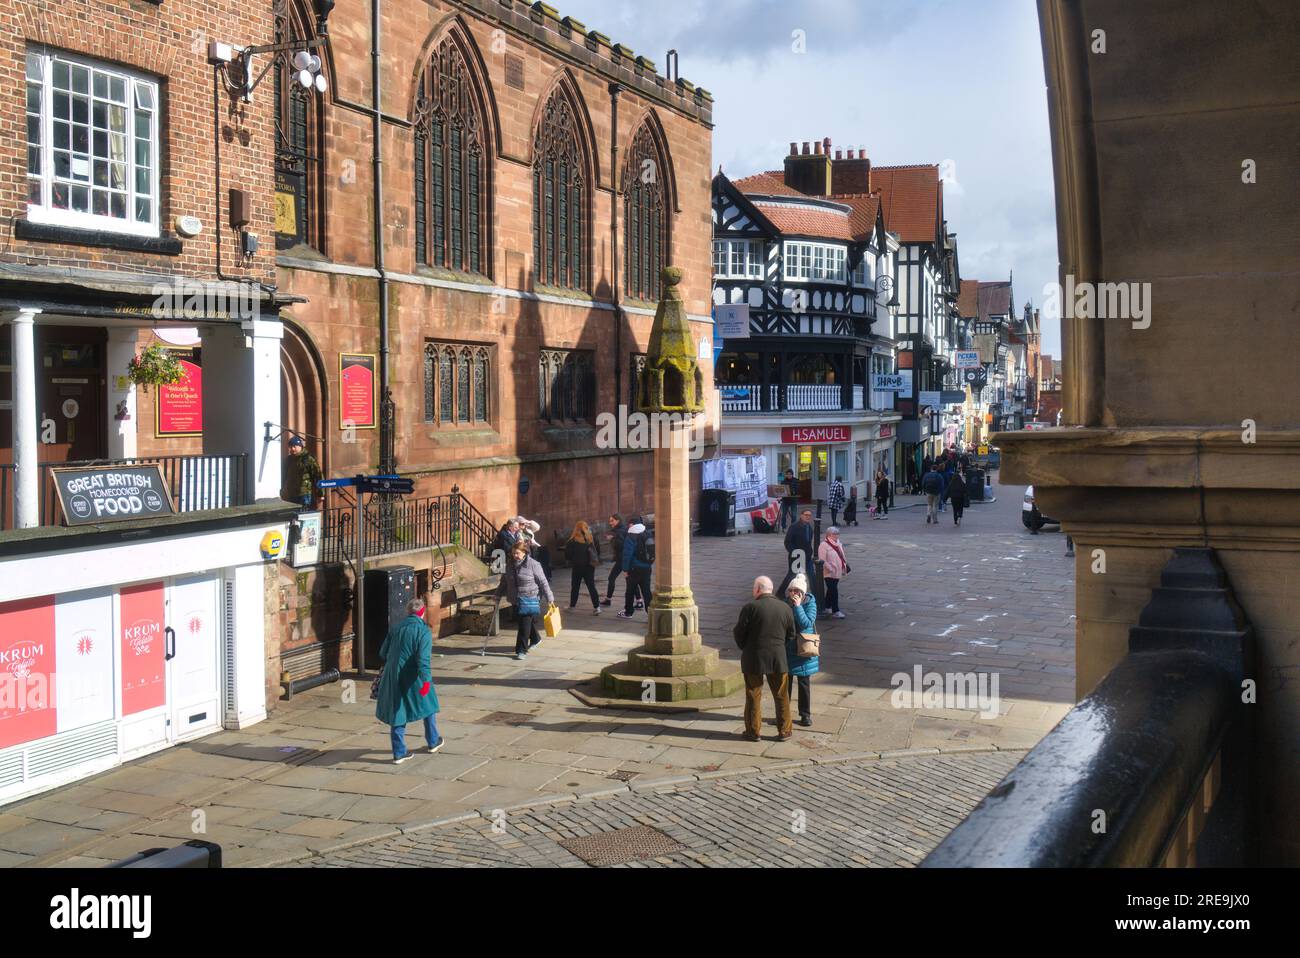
[784,574,820,728]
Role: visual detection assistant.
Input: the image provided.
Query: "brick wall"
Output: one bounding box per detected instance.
[1,0,276,284]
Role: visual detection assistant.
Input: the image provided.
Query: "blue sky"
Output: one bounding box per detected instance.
[557,0,1062,356]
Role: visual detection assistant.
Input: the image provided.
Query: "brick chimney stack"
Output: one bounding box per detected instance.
[832,144,871,195]
[784,136,833,196]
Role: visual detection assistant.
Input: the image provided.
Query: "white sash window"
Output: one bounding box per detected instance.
[25,51,160,236]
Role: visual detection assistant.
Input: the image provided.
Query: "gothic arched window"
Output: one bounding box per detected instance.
[424,342,491,425]
[274,0,327,251]
[414,31,488,274]
[624,121,670,303]
[532,86,587,291]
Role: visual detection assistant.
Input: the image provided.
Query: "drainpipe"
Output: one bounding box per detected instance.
[372,0,392,474]
[609,83,623,503]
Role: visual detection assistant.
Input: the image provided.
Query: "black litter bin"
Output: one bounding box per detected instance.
[966,468,986,502]
[363,565,415,670]
[699,489,737,536]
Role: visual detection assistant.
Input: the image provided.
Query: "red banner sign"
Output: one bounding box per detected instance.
[0,596,57,749]
[781,425,851,444]
[879,424,893,439]
[120,582,166,715]
[340,353,377,429]
[157,348,203,437]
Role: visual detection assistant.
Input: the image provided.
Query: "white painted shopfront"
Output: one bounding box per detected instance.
[721,414,901,505]
[0,520,281,806]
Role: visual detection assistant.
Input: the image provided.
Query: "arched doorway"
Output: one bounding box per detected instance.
[279,320,328,499]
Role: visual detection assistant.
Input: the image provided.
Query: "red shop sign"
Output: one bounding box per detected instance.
[781,425,851,444]
[879,424,893,439]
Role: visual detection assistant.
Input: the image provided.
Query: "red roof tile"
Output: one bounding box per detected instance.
[871,164,942,244]
[732,171,806,198]
[752,202,856,242]
[957,279,981,318]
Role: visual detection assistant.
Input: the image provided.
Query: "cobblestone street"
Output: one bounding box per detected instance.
[307,749,1026,867]
[1,479,1075,867]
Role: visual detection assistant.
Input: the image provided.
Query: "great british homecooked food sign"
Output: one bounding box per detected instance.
[51,465,176,525]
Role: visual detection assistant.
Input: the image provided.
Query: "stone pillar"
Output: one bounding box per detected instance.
[105,327,139,460]
[9,308,41,529]
[591,268,741,706]
[200,319,284,502]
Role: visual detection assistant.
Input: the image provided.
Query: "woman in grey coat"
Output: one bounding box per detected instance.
[496,540,554,660]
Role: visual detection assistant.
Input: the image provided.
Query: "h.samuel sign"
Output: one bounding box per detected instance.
[781,426,851,444]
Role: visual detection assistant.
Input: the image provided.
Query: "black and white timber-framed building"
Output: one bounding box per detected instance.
[711,139,904,507]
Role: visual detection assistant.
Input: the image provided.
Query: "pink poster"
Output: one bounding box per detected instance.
[0,596,57,749]
[119,582,166,715]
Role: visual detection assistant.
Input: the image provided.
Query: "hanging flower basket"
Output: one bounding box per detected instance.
[126,343,184,392]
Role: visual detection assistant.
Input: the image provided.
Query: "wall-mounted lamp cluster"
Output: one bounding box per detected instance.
[210,0,335,102]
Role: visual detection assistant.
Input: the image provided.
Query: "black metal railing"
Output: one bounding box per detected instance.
[319,486,496,566]
[922,548,1255,867]
[1,454,248,530]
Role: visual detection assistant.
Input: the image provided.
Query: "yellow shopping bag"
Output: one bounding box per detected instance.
[543,602,562,637]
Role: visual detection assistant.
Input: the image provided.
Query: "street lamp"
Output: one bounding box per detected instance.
[217,0,335,101]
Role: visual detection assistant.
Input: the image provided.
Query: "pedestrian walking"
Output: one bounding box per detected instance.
[564,520,601,614]
[784,574,820,727]
[495,540,554,660]
[921,464,945,525]
[493,517,521,562]
[733,575,796,741]
[947,469,969,526]
[874,469,891,519]
[618,519,653,618]
[827,476,846,527]
[779,508,815,597]
[601,513,626,606]
[779,469,799,532]
[817,527,849,618]
[844,486,859,527]
[374,597,442,764]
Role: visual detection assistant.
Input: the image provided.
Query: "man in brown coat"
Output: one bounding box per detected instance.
[733,575,797,741]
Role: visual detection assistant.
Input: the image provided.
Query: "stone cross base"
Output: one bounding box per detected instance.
[591,592,743,707]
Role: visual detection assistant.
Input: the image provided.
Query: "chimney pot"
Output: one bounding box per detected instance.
[802,141,810,155]
[847,148,855,160]
[835,149,842,160]
[789,142,797,156]
[823,136,832,153]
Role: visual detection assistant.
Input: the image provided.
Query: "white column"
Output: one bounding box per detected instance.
[105,327,139,460]
[201,319,284,503]
[10,309,41,529]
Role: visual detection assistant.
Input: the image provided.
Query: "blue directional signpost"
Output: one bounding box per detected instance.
[316,474,416,674]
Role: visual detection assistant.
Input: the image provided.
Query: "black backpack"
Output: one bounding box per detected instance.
[634,532,654,564]
[923,472,943,495]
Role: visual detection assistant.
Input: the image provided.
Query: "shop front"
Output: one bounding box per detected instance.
[721,419,901,508]
[0,516,287,806]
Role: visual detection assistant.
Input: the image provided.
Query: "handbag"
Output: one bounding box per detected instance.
[517,595,541,616]
[369,666,385,700]
[796,632,820,657]
[543,602,563,637]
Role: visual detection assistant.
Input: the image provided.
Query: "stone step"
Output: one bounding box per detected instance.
[625,645,719,678]
[600,661,743,702]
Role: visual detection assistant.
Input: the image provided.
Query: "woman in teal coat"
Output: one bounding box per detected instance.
[784,574,820,728]
[374,596,442,763]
